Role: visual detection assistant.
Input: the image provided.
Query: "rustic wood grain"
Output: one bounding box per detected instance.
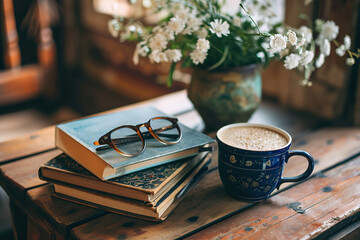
[26,185,106,237]
[27,217,61,240]
[355,66,360,125]
[186,156,360,240]
[0,150,60,199]
[70,127,360,240]
[281,127,360,189]
[0,65,41,107]
[0,126,56,164]
[1,0,21,68]
[10,201,27,240]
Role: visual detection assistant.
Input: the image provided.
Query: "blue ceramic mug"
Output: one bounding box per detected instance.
[216,123,314,202]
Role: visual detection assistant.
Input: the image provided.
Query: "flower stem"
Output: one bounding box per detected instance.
[208,46,229,71]
[210,43,224,54]
[239,3,266,37]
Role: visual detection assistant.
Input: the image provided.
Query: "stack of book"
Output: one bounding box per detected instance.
[39,106,216,221]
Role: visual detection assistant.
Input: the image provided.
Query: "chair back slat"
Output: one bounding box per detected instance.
[1,0,21,68]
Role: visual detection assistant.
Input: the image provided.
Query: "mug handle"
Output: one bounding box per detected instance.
[276,150,315,190]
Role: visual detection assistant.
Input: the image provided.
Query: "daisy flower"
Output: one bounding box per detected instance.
[269,34,287,53]
[190,49,207,65]
[284,54,301,70]
[320,20,339,40]
[164,49,182,62]
[196,39,210,53]
[209,19,230,38]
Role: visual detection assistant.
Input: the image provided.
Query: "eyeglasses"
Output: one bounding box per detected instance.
[93,116,182,157]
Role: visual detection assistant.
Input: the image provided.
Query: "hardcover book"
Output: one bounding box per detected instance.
[39,152,208,203]
[55,106,215,180]
[52,153,211,221]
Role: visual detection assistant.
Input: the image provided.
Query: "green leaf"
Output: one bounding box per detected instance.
[167,62,176,88]
[208,46,229,71]
[181,57,192,68]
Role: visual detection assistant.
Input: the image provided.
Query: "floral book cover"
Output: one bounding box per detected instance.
[39,152,206,201]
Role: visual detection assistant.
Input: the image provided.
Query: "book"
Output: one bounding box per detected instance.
[39,152,208,203]
[55,105,215,180]
[52,153,212,221]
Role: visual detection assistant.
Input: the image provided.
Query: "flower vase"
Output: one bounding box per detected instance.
[187,65,262,132]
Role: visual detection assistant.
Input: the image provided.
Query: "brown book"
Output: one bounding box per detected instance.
[52,154,211,221]
[39,152,208,203]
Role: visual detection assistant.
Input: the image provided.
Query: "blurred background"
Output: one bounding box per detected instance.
[0,0,359,238]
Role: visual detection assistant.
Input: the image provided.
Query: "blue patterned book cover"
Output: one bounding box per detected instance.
[55,106,215,180]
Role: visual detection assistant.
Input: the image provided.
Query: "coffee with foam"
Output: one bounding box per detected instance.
[218,126,288,151]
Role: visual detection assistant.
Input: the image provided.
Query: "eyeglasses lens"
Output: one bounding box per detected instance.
[110,127,143,155]
[149,118,181,143]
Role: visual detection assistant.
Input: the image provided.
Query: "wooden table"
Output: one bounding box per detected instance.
[1,90,360,239]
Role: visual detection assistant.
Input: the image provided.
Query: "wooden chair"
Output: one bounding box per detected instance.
[0,0,58,107]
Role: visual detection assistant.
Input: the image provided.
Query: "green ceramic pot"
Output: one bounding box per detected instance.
[188,65,261,132]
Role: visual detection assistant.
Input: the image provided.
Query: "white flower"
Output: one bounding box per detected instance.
[284,54,301,69]
[315,19,324,31]
[119,24,135,42]
[296,34,307,49]
[209,19,230,38]
[153,27,175,41]
[168,16,186,34]
[133,49,139,65]
[149,34,167,51]
[301,50,314,65]
[196,38,210,53]
[336,45,346,56]
[315,53,325,68]
[233,16,242,27]
[120,31,130,42]
[190,49,207,65]
[346,58,355,66]
[320,20,339,40]
[149,50,168,63]
[161,31,175,41]
[132,42,149,65]
[344,35,351,49]
[164,49,182,62]
[108,19,120,37]
[287,30,297,46]
[299,26,312,43]
[320,39,331,56]
[186,18,202,32]
[196,28,208,38]
[269,34,287,53]
[174,8,191,21]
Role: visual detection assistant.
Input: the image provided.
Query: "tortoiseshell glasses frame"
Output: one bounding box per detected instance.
[93,116,182,157]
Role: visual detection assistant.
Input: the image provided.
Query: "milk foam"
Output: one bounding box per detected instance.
[219,126,288,151]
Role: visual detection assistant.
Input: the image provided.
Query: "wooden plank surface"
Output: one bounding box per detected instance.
[0,150,61,199]
[0,126,56,164]
[187,156,360,240]
[26,185,106,236]
[70,127,360,240]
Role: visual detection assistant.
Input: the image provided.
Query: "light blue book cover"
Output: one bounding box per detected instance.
[55,106,215,180]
